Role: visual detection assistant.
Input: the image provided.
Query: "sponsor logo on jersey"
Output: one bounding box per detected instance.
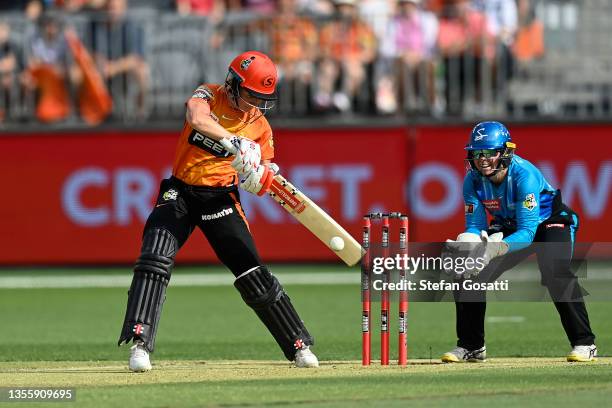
[202,208,233,221]
[523,193,538,211]
[465,204,474,214]
[482,199,501,211]
[189,131,232,157]
[162,189,178,201]
[545,223,565,228]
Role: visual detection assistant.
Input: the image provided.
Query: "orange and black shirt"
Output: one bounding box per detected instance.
[172,84,274,187]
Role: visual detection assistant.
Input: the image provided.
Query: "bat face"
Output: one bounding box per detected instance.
[268,175,364,266]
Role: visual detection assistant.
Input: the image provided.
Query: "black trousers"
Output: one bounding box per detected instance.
[146,176,262,276]
[454,215,596,350]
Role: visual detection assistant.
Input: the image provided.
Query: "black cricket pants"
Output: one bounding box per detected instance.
[143,176,263,276]
[454,211,596,350]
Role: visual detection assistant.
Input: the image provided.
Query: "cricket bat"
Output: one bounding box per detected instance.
[220,139,364,266]
[266,173,364,266]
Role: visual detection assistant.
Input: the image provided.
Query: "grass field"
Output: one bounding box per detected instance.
[0,265,610,407]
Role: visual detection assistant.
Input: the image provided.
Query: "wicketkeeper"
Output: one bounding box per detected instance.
[117,50,318,371]
[441,121,597,363]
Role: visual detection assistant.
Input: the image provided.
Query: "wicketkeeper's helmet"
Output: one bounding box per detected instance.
[465,121,516,173]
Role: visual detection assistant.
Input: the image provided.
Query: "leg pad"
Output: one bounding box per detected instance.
[234,266,314,360]
[118,229,177,352]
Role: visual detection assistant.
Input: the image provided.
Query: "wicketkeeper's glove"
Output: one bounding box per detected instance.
[442,231,508,279]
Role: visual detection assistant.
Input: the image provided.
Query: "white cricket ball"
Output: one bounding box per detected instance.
[329,236,345,252]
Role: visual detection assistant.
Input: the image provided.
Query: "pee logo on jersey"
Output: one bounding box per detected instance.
[189,131,232,157]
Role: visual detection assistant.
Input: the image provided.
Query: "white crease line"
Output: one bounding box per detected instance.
[0,272,360,289]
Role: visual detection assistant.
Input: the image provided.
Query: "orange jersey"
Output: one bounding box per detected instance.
[319,20,377,61]
[172,84,274,187]
[268,16,317,63]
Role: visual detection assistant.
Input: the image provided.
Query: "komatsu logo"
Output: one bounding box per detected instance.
[202,208,233,221]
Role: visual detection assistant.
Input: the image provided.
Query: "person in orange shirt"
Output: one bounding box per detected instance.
[266,0,318,112]
[118,50,319,372]
[315,0,377,112]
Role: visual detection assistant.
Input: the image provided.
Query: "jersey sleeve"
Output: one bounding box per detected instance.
[259,127,275,161]
[503,172,540,252]
[185,84,215,106]
[463,175,487,235]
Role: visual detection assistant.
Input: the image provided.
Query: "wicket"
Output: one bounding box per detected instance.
[361,212,409,366]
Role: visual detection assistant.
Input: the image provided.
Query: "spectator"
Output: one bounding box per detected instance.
[297,0,334,17]
[316,0,377,112]
[24,12,77,123]
[359,0,393,43]
[472,0,517,47]
[376,0,438,113]
[473,0,517,95]
[266,0,318,112]
[176,0,225,20]
[0,21,21,122]
[91,0,149,118]
[512,0,544,64]
[25,0,44,21]
[437,0,493,114]
[425,0,444,14]
[242,0,277,15]
[57,0,108,13]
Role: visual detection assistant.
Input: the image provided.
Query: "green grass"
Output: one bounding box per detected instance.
[0,265,610,407]
[62,364,612,407]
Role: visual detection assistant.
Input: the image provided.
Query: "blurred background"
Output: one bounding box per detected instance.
[1,0,611,265]
[0,0,609,123]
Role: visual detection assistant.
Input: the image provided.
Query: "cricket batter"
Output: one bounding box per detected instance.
[441,121,597,363]
[118,51,319,371]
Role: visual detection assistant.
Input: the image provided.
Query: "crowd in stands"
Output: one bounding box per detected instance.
[0,0,545,124]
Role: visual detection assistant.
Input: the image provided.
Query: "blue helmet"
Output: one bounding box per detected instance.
[466,121,512,150]
[465,121,516,173]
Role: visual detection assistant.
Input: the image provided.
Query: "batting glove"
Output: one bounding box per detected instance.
[229,136,261,175]
[240,163,279,195]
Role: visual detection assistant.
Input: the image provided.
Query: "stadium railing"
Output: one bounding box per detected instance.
[0,0,610,128]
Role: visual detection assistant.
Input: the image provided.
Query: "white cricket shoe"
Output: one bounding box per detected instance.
[129,341,152,372]
[294,346,319,368]
[441,346,487,363]
[567,345,597,362]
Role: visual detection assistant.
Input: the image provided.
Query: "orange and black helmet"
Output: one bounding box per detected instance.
[228,50,278,101]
